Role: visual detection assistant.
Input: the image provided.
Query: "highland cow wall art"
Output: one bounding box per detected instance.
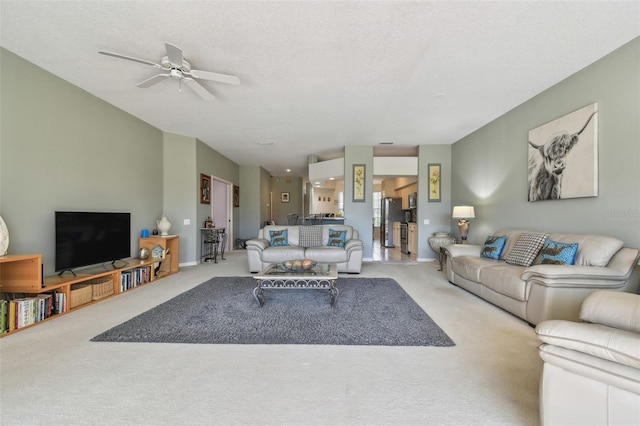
[527,103,598,201]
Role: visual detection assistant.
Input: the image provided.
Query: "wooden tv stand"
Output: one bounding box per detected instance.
[0,236,179,337]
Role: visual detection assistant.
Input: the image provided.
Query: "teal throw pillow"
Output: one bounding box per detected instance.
[269,229,289,246]
[327,229,347,247]
[480,235,507,260]
[540,239,578,265]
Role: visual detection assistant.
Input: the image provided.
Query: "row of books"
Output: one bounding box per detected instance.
[0,292,66,335]
[120,266,152,292]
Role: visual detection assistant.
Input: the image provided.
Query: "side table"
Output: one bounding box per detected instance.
[438,247,448,271]
[201,228,226,263]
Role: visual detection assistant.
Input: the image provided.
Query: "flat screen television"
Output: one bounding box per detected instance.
[55,211,131,273]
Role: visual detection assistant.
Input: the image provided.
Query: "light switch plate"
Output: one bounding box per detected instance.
[424,219,429,225]
[184,219,190,225]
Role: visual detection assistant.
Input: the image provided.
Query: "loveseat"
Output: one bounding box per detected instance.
[535,290,640,425]
[444,229,640,325]
[246,224,363,273]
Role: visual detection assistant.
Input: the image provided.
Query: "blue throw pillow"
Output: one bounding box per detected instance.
[269,229,289,246]
[480,235,507,260]
[540,239,578,265]
[327,229,347,247]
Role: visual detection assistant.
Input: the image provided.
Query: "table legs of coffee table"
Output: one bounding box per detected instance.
[253,279,339,307]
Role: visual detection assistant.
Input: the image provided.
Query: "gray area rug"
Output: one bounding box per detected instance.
[92,277,454,346]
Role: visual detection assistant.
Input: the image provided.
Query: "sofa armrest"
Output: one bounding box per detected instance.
[345,238,363,251]
[443,244,482,258]
[522,264,633,288]
[246,238,269,251]
[536,320,640,370]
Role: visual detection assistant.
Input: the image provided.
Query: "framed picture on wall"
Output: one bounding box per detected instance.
[352,164,365,202]
[428,163,441,202]
[281,192,290,203]
[200,174,211,204]
[527,103,598,201]
[233,185,240,207]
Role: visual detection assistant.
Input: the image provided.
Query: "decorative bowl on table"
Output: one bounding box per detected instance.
[282,259,317,271]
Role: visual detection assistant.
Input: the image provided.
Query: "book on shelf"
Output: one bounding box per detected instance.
[0,291,65,334]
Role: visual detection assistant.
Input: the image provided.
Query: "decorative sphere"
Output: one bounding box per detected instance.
[139,247,150,260]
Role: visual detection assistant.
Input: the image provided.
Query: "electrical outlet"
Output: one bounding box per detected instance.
[184,219,190,225]
[424,219,429,225]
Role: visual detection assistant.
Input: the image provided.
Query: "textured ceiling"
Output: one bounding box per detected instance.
[1,1,639,178]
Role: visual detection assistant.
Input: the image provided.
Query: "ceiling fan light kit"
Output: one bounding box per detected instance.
[98,42,240,100]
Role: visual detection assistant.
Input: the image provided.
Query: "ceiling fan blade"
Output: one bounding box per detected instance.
[99,51,161,68]
[136,74,170,88]
[183,78,215,101]
[164,42,183,66]
[190,69,241,85]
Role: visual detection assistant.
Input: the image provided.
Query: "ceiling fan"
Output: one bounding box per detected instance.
[98,42,240,100]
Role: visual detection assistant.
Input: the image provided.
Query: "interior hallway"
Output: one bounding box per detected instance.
[372,234,414,263]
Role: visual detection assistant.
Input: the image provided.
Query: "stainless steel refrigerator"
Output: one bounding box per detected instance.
[380,197,404,247]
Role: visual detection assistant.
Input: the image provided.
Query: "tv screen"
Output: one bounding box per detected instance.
[55,211,131,272]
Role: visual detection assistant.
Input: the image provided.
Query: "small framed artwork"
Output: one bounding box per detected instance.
[233,185,240,207]
[352,164,366,202]
[428,163,441,202]
[200,174,211,204]
[281,192,290,203]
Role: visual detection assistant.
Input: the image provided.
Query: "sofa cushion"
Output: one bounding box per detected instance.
[327,229,347,247]
[304,246,349,263]
[539,239,578,265]
[580,290,640,334]
[269,229,289,246]
[547,233,623,267]
[480,235,507,260]
[299,225,323,248]
[262,246,306,263]
[321,225,353,245]
[479,264,528,301]
[504,232,547,267]
[451,256,499,282]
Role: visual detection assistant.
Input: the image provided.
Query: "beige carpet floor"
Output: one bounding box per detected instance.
[0,252,541,425]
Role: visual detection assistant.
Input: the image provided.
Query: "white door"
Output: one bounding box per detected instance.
[212,177,232,251]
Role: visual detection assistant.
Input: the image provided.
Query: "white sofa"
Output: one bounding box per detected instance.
[535,290,640,425]
[246,224,363,273]
[444,229,640,325]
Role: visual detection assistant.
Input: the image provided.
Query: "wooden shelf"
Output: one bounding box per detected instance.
[0,254,43,293]
[1,237,180,337]
[139,235,180,276]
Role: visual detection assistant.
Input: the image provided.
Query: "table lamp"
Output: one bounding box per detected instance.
[452,205,475,242]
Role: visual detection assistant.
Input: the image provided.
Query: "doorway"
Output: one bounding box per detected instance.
[211,176,233,251]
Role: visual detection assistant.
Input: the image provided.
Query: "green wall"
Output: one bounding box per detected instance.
[417,145,452,259]
[0,48,243,273]
[271,176,303,225]
[163,133,198,265]
[0,48,164,276]
[344,145,374,259]
[196,139,240,254]
[451,37,640,250]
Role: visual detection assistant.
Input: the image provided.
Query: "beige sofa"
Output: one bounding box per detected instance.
[246,224,363,273]
[535,290,640,425]
[444,229,640,325]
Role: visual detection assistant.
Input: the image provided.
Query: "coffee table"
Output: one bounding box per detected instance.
[253,262,338,307]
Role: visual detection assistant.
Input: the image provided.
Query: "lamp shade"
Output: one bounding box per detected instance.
[452,206,475,219]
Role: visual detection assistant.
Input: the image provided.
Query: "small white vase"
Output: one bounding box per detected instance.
[157,215,172,236]
[0,215,8,256]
